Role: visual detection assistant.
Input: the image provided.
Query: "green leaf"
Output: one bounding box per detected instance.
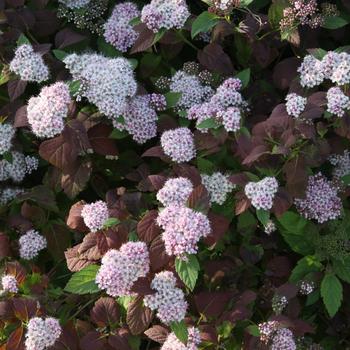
[110,129,129,140]
[97,37,121,58]
[64,265,100,294]
[128,59,138,70]
[309,48,327,60]
[52,49,68,61]
[103,217,120,229]
[306,289,320,306]
[175,255,200,291]
[68,80,81,95]
[129,16,141,26]
[321,273,343,317]
[341,174,350,186]
[152,28,167,45]
[335,46,350,54]
[197,117,220,129]
[165,92,182,108]
[197,157,216,173]
[322,16,350,30]
[2,151,13,163]
[128,231,138,242]
[268,1,288,29]
[170,320,188,344]
[333,257,350,283]
[256,209,269,226]
[277,211,308,234]
[289,256,322,282]
[246,325,260,337]
[17,34,30,46]
[191,11,220,39]
[239,0,254,7]
[235,68,251,89]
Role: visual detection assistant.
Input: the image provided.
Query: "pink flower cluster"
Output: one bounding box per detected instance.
[63,53,137,119]
[329,150,350,179]
[299,280,315,295]
[188,77,246,133]
[95,242,150,297]
[0,187,24,206]
[58,0,90,9]
[298,55,324,88]
[25,317,62,350]
[19,229,47,260]
[161,327,201,350]
[160,127,196,163]
[10,44,49,83]
[81,200,109,232]
[141,0,190,33]
[144,271,187,324]
[245,177,279,210]
[0,123,15,155]
[201,172,234,205]
[27,82,71,138]
[103,2,140,52]
[157,177,193,207]
[326,87,350,117]
[113,95,158,144]
[149,93,167,111]
[285,93,307,118]
[271,328,296,350]
[157,205,211,258]
[295,173,342,223]
[1,275,18,293]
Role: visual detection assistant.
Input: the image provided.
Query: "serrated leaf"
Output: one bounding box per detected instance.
[197,117,219,129]
[103,217,120,229]
[333,257,350,283]
[277,211,308,234]
[165,92,182,108]
[64,264,100,294]
[341,174,350,185]
[235,68,251,89]
[129,16,141,26]
[191,11,220,39]
[175,254,200,291]
[53,49,68,61]
[321,273,342,317]
[256,209,269,226]
[322,15,350,30]
[68,80,81,95]
[289,256,322,283]
[17,34,30,46]
[170,320,188,344]
[246,325,260,337]
[97,36,121,58]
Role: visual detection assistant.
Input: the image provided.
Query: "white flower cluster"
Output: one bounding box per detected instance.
[25,317,62,350]
[0,151,38,183]
[58,0,90,9]
[0,187,24,206]
[144,271,188,324]
[9,44,49,83]
[264,220,276,234]
[63,53,137,120]
[299,280,315,295]
[19,229,47,260]
[285,93,307,118]
[81,200,109,233]
[329,150,350,179]
[161,327,201,350]
[326,86,350,117]
[245,177,279,210]
[157,177,193,207]
[201,172,234,205]
[0,124,15,155]
[1,275,18,293]
[27,82,71,138]
[141,0,190,33]
[169,70,213,111]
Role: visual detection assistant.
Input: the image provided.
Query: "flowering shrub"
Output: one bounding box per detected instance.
[2,0,350,349]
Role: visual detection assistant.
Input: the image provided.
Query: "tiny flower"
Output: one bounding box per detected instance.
[285,93,307,118]
[1,275,18,293]
[271,328,296,350]
[329,150,350,179]
[201,172,234,205]
[81,200,109,233]
[157,177,193,207]
[264,220,276,234]
[299,280,315,295]
[58,0,90,9]
[19,230,47,260]
[245,177,279,210]
[272,294,288,314]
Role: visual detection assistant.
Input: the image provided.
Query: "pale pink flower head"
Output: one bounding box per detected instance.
[245,177,279,210]
[161,327,201,350]
[156,177,193,207]
[19,229,47,260]
[0,123,15,155]
[81,200,109,232]
[271,328,296,350]
[297,55,324,88]
[285,93,307,118]
[1,275,18,293]
[95,242,150,297]
[326,86,350,117]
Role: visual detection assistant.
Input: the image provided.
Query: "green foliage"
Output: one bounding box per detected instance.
[321,273,343,317]
[165,92,182,108]
[64,265,100,294]
[191,12,220,39]
[290,256,322,282]
[235,68,251,89]
[170,320,188,344]
[175,254,200,291]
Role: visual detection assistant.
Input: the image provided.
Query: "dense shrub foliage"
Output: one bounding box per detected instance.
[1,0,350,349]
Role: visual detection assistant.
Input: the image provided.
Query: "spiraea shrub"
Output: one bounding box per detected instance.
[2,0,350,349]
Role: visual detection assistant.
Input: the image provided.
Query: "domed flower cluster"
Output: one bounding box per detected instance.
[285,93,307,118]
[272,294,288,314]
[141,0,190,33]
[329,150,350,179]
[9,44,49,83]
[19,229,47,260]
[0,187,24,206]
[299,280,315,295]
[157,205,211,258]
[295,173,342,223]
[95,242,150,297]
[201,172,234,205]
[0,123,15,155]
[169,70,213,111]
[258,321,280,344]
[326,87,350,117]
[264,220,277,234]
[113,95,158,144]
[149,93,167,111]
[27,82,71,138]
[160,127,196,163]
[0,152,38,183]
[211,0,239,13]
[161,327,201,350]
[58,0,90,9]
[188,77,247,133]
[271,328,296,350]
[63,53,137,120]
[25,317,62,350]
[81,200,109,232]
[245,177,279,210]
[298,55,324,88]
[1,275,18,293]
[144,271,187,324]
[103,2,140,52]
[157,177,193,207]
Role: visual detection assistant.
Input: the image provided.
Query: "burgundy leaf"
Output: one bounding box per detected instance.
[65,244,96,272]
[55,28,86,49]
[144,325,169,343]
[88,123,118,156]
[130,277,155,296]
[14,105,29,127]
[149,235,171,272]
[204,212,230,246]
[108,329,132,350]
[13,298,38,322]
[187,184,210,214]
[126,296,153,335]
[66,201,89,233]
[8,79,27,102]
[80,331,106,350]
[272,57,300,90]
[242,145,270,165]
[0,233,11,259]
[130,23,155,54]
[147,175,167,191]
[6,327,25,350]
[198,43,233,75]
[142,145,166,158]
[137,210,161,244]
[90,297,120,327]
